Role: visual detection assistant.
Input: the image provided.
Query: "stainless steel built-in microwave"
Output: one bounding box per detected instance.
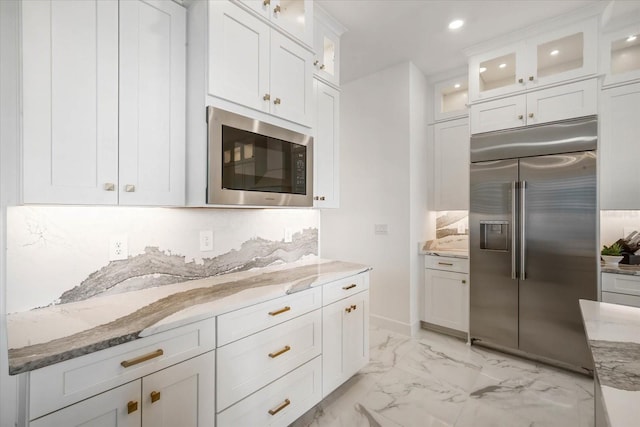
[206,107,313,207]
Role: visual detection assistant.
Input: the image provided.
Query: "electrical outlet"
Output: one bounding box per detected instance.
[284,228,293,243]
[374,224,388,235]
[109,234,128,261]
[457,223,466,234]
[200,230,214,251]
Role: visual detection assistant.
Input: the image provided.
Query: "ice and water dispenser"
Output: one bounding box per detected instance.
[479,220,509,251]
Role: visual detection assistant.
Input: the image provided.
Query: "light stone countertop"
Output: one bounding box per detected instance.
[419,241,469,259]
[601,263,640,276]
[579,299,640,427]
[7,258,370,375]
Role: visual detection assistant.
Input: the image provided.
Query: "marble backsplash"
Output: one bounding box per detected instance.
[7,206,319,313]
[424,211,469,251]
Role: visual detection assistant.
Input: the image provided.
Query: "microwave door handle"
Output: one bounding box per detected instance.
[520,180,526,281]
[511,181,517,280]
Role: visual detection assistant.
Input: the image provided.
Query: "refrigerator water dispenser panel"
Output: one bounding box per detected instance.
[480,220,509,251]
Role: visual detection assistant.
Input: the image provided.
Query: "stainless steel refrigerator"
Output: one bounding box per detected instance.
[469,116,597,373]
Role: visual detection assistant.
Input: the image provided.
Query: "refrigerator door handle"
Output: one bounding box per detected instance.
[511,181,518,280]
[520,180,527,280]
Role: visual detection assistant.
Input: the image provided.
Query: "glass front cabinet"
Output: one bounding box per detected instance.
[601,24,640,87]
[469,17,598,102]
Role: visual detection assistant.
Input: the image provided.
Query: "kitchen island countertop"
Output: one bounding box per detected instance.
[7,258,370,375]
[579,299,640,427]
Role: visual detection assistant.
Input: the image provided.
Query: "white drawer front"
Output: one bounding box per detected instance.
[322,273,369,306]
[216,309,321,411]
[602,273,640,297]
[217,287,321,346]
[29,317,216,420]
[217,356,321,427]
[602,291,640,308]
[425,256,469,273]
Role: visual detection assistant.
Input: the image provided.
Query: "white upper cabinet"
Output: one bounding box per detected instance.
[237,0,313,46]
[313,13,343,86]
[601,24,640,87]
[119,0,186,206]
[433,75,468,122]
[433,118,469,210]
[600,83,640,209]
[22,0,186,206]
[469,18,598,102]
[313,79,340,208]
[22,0,119,205]
[208,1,313,127]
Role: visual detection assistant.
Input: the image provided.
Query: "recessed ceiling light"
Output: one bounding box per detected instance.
[448,19,464,30]
[627,35,637,42]
[499,63,507,69]
[454,83,461,89]
[479,67,487,73]
[550,49,560,56]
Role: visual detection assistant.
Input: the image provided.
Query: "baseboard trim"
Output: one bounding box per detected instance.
[370,314,413,336]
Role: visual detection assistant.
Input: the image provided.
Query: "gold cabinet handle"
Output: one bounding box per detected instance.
[104,182,116,191]
[121,349,164,368]
[351,304,357,310]
[268,306,291,316]
[150,390,161,403]
[127,401,138,414]
[438,262,454,266]
[124,184,135,192]
[263,93,270,101]
[528,113,534,118]
[462,280,467,284]
[273,98,281,105]
[529,76,534,81]
[345,307,352,313]
[313,196,319,200]
[268,398,290,415]
[313,60,319,66]
[273,4,281,13]
[268,345,291,358]
[518,78,524,84]
[342,284,356,290]
[320,64,325,70]
[263,0,270,5]
[518,114,524,120]
[319,196,325,201]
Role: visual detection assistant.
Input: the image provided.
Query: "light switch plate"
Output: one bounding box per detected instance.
[200,230,214,251]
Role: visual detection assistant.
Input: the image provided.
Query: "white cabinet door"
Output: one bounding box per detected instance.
[270,31,314,126]
[119,0,186,206]
[29,381,141,427]
[600,83,640,209]
[423,269,469,333]
[142,351,215,427]
[239,0,313,46]
[470,95,526,134]
[433,118,469,210]
[322,290,369,398]
[525,79,596,126]
[468,41,527,102]
[209,1,270,113]
[313,79,339,208]
[22,0,119,204]
[313,18,340,86]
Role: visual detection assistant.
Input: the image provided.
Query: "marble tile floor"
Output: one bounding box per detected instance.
[292,327,594,427]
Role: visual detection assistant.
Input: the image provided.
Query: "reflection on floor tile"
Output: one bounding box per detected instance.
[291,327,594,427]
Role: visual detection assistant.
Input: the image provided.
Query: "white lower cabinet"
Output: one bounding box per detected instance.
[30,351,215,427]
[423,255,469,335]
[601,273,640,308]
[322,289,370,398]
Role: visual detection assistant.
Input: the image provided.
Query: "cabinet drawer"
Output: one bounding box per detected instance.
[216,309,321,411]
[217,287,321,346]
[217,356,321,427]
[425,256,469,273]
[322,273,369,306]
[602,291,640,308]
[602,273,640,297]
[29,317,216,420]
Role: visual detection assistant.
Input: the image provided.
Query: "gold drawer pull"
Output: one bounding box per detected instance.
[127,400,138,414]
[268,345,291,358]
[351,304,357,310]
[438,262,454,266]
[345,307,352,313]
[342,284,357,290]
[121,349,164,368]
[268,306,291,316]
[150,391,161,403]
[268,398,291,415]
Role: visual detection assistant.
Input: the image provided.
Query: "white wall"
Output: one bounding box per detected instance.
[321,61,429,335]
[1,1,20,425]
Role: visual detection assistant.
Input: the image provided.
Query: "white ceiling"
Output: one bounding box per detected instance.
[315,0,638,84]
